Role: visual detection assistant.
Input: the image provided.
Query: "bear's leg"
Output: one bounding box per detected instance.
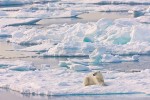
[94,78,104,85]
[83,77,90,86]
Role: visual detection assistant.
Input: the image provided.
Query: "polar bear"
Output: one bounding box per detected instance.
[83,71,105,86]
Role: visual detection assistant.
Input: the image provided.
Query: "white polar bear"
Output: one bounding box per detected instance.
[83,71,105,86]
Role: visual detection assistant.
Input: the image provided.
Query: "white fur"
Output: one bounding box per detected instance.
[83,71,104,86]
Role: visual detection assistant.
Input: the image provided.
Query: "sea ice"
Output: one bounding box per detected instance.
[136,16,150,24]
[0,2,150,63]
[130,24,150,43]
[0,60,36,71]
[20,43,53,52]
[1,17,149,63]
[0,18,41,27]
[69,64,90,71]
[0,10,7,16]
[0,60,150,95]
[59,61,70,68]
[0,0,150,97]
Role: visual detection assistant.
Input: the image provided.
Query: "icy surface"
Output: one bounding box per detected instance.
[0,18,41,27]
[20,43,53,52]
[69,64,90,71]
[0,60,150,95]
[1,17,150,63]
[0,0,150,97]
[0,10,7,16]
[61,0,150,4]
[0,60,36,71]
[136,16,150,24]
[41,18,150,58]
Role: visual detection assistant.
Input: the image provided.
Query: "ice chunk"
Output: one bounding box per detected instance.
[0,29,11,38]
[88,66,103,70]
[83,37,93,43]
[136,16,150,24]
[90,52,139,64]
[58,61,70,68]
[39,64,51,70]
[20,43,53,52]
[68,58,89,66]
[9,65,36,71]
[89,47,107,65]
[44,41,89,57]
[101,54,121,63]
[0,60,36,71]
[130,24,150,43]
[0,10,7,16]
[69,64,90,71]
[105,26,131,45]
[81,43,95,54]
[132,55,140,61]
[0,18,40,27]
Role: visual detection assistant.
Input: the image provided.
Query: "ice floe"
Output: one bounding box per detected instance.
[0,18,41,27]
[0,60,36,71]
[61,0,150,4]
[0,60,150,95]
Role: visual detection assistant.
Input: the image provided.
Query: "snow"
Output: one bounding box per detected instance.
[59,61,70,68]
[39,64,51,70]
[1,17,149,63]
[0,60,150,95]
[130,24,150,43]
[101,54,121,63]
[69,64,90,71]
[136,16,150,24]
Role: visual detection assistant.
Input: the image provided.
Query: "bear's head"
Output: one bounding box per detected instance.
[92,71,101,76]
[92,71,104,82]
